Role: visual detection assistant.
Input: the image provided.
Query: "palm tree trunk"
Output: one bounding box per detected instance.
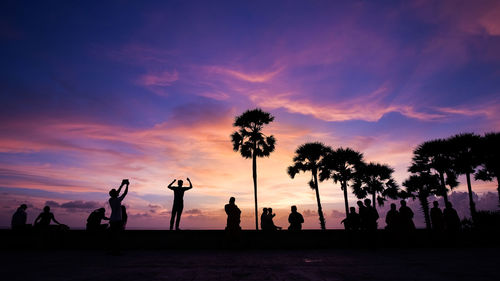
[372,192,376,211]
[419,193,431,230]
[465,172,476,220]
[439,172,449,205]
[252,151,258,230]
[342,181,349,218]
[313,170,326,230]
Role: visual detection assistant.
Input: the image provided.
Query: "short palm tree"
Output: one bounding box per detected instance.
[319,147,364,218]
[231,108,276,230]
[475,132,500,205]
[288,142,332,230]
[353,162,399,210]
[402,172,441,230]
[409,139,458,205]
[448,133,481,219]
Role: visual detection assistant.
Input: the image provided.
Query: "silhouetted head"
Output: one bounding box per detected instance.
[291,206,297,212]
[20,204,27,210]
[268,208,273,213]
[400,200,407,207]
[177,180,183,187]
[43,206,50,212]
[433,201,439,208]
[350,206,356,213]
[109,189,118,198]
[364,198,371,207]
[390,203,396,210]
[357,200,364,207]
[263,207,268,214]
[446,202,452,208]
[229,197,235,204]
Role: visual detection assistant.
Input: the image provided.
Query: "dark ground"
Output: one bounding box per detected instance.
[0,248,498,281]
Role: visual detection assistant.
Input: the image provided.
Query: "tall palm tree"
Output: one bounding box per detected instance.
[409,139,458,205]
[231,108,276,230]
[448,133,481,219]
[287,142,332,230]
[475,132,500,205]
[353,162,399,210]
[402,173,441,230]
[319,147,364,218]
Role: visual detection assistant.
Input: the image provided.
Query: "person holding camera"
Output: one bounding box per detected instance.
[108,179,129,254]
[167,177,193,230]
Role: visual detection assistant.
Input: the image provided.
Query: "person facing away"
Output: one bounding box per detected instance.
[399,200,416,231]
[430,201,444,231]
[86,208,109,231]
[225,197,241,231]
[385,203,399,231]
[357,200,367,230]
[167,178,193,230]
[34,206,62,228]
[11,204,30,230]
[268,208,282,230]
[443,202,461,232]
[342,206,361,231]
[109,179,129,231]
[261,208,269,230]
[288,205,304,231]
[364,198,379,230]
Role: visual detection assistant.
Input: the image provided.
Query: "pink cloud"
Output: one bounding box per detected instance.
[138,70,179,87]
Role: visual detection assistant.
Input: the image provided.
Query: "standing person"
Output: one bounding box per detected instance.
[166,178,193,230]
[364,199,379,230]
[443,202,461,232]
[288,206,304,231]
[399,200,415,231]
[342,207,360,231]
[261,208,269,230]
[357,200,367,230]
[34,206,63,229]
[11,204,30,230]
[225,197,241,231]
[430,201,444,231]
[385,203,399,231]
[86,208,109,231]
[108,179,129,254]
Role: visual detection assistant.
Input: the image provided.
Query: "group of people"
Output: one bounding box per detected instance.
[11,204,66,231]
[430,201,461,232]
[261,208,282,231]
[385,200,416,231]
[342,199,380,231]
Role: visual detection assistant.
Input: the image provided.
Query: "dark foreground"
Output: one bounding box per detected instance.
[1,248,499,281]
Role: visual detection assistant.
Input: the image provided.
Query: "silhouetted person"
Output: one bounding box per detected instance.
[288,206,304,231]
[121,205,128,230]
[34,206,63,229]
[167,178,193,230]
[11,204,30,230]
[430,201,444,231]
[261,208,269,230]
[385,203,399,231]
[364,199,379,230]
[357,200,367,230]
[443,202,461,232]
[342,207,360,231]
[109,179,129,254]
[225,197,241,231]
[268,208,282,230]
[399,200,415,231]
[86,208,109,231]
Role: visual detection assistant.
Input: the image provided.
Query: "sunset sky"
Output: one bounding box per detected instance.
[1,0,500,229]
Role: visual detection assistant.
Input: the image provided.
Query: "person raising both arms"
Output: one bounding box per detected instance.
[167,177,193,230]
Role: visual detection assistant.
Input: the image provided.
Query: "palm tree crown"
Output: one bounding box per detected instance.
[353,162,399,209]
[231,108,276,230]
[288,142,333,230]
[475,132,500,205]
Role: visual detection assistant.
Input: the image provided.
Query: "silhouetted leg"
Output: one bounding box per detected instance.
[175,203,183,230]
[170,207,177,230]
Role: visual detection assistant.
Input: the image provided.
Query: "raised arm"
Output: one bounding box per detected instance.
[184,178,193,190]
[34,213,42,224]
[119,182,129,200]
[167,179,176,190]
[117,180,126,194]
